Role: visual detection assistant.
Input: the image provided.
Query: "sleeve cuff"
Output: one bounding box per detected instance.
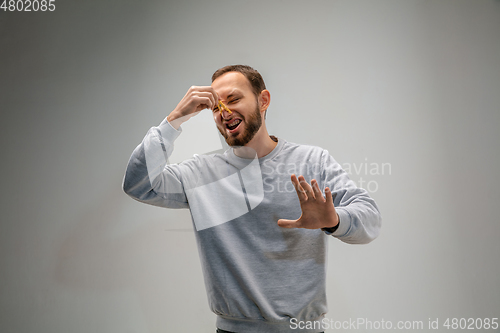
[328,207,352,237]
[158,117,182,142]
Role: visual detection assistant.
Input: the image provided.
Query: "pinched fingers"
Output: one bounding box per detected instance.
[170,86,219,128]
[186,86,219,111]
[193,91,217,111]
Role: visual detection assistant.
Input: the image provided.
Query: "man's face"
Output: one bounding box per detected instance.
[211,72,263,147]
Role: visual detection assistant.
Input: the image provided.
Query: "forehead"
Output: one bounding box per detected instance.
[211,72,253,97]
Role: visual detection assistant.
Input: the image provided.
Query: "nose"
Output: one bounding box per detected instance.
[220,109,232,120]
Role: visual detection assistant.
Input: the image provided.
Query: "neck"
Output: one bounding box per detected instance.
[234,124,277,159]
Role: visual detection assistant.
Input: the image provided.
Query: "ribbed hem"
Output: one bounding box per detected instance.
[216,315,326,333]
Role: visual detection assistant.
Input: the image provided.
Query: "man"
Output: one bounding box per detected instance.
[123,65,381,333]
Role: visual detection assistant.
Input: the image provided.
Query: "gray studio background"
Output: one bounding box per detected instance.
[1,0,499,332]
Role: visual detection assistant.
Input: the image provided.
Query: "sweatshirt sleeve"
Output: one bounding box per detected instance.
[122,118,191,209]
[320,150,381,244]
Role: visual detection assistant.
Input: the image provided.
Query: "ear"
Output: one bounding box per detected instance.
[258,89,271,114]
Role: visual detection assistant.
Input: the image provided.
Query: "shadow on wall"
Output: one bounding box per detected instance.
[54,187,201,331]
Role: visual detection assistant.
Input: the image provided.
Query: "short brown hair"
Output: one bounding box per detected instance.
[212,64,266,98]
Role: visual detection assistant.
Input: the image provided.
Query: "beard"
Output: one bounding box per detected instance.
[217,104,262,147]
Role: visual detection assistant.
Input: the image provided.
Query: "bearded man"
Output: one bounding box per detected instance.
[123,65,381,333]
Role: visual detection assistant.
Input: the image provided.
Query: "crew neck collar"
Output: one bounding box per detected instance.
[226,137,285,165]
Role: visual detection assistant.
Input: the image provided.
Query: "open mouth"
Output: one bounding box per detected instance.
[225,119,242,132]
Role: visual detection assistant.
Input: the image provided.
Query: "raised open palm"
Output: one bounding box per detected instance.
[277,174,339,230]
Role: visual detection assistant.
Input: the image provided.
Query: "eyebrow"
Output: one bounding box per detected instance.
[226,89,241,100]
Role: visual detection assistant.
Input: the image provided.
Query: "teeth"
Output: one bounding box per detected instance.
[227,119,241,127]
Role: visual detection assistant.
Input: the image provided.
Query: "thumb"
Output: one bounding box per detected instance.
[277,218,300,229]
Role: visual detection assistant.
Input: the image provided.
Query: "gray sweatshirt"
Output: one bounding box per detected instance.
[123,119,381,333]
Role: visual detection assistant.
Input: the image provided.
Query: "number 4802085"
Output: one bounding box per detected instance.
[1,0,56,11]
